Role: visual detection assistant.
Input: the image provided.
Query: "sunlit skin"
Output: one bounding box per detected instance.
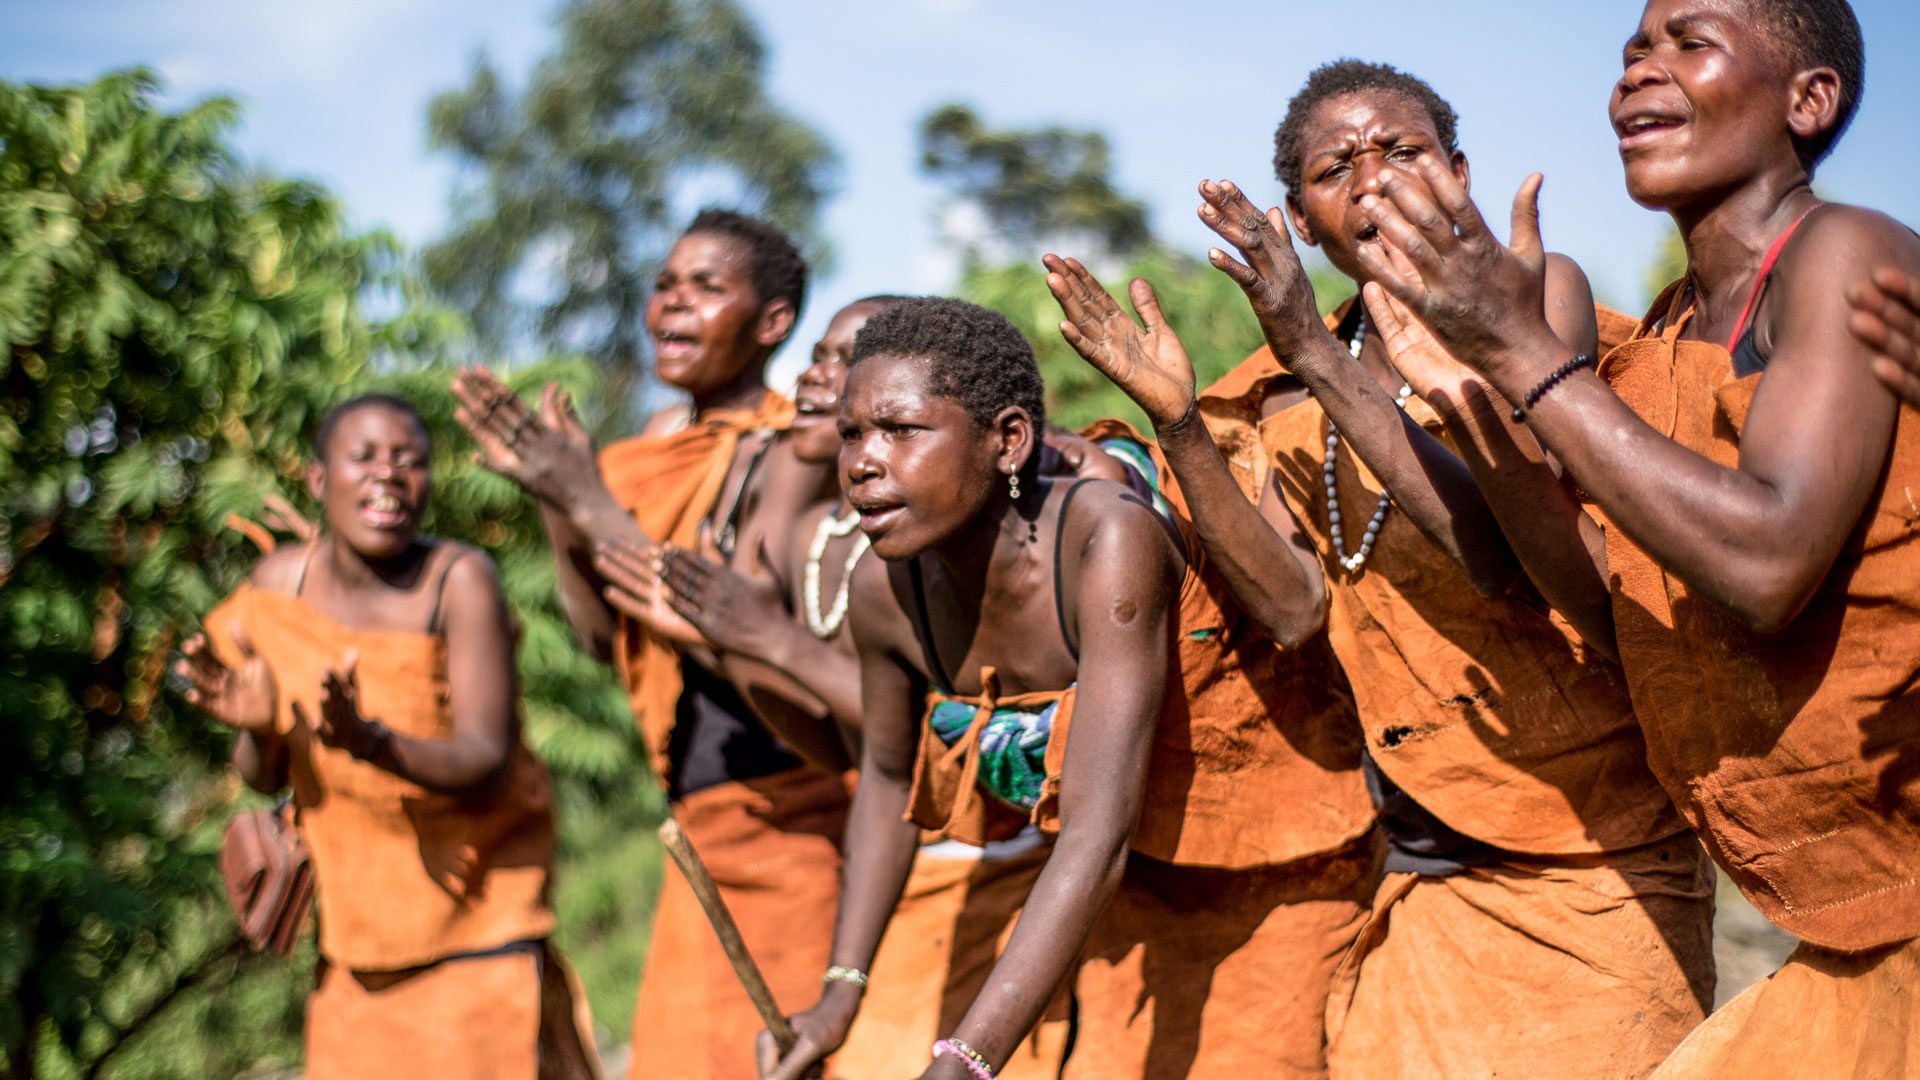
[177,402,521,799]
[1344,0,1920,643]
[758,351,1180,1080]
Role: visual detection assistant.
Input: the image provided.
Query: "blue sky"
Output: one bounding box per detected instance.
[10,0,1920,390]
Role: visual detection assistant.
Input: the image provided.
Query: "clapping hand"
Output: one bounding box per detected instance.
[298,650,389,761]
[593,539,711,650]
[451,368,599,506]
[175,623,277,734]
[1363,281,1495,416]
[657,546,789,659]
[1044,254,1196,431]
[1350,157,1555,375]
[1195,179,1334,364]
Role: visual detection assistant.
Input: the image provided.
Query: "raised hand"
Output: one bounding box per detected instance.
[261,493,317,543]
[302,650,390,761]
[1363,282,1495,416]
[451,368,599,506]
[1848,266,1920,409]
[1195,179,1330,362]
[657,546,790,659]
[1043,254,1195,430]
[175,623,277,734]
[593,539,711,650]
[1351,157,1555,373]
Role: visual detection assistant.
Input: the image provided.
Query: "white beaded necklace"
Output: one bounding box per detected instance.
[804,507,870,638]
[1325,311,1413,574]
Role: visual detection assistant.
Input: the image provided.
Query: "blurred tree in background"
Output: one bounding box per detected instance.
[920,103,1151,268]
[423,0,838,414]
[0,70,657,1078]
[923,105,1347,432]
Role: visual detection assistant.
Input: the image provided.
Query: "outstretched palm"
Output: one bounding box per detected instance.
[1043,254,1195,429]
[1196,179,1326,360]
[1363,282,1490,414]
[451,368,598,506]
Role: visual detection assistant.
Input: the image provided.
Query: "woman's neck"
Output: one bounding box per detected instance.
[325,534,426,593]
[932,479,1044,595]
[1673,170,1818,320]
[691,363,770,418]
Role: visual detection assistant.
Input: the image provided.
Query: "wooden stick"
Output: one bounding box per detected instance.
[657,817,799,1054]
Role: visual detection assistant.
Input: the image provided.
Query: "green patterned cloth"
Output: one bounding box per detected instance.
[927,692,1068,812]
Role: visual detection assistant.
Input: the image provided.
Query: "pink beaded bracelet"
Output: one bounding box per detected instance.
[932,1038,997,1079]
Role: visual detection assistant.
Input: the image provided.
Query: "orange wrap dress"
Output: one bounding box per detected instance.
[206,583,599,1080]
[1594,283,1920,1078]
[904,456,1378,1078]
[1207,301,1716,1080]
[599,393,852,1080]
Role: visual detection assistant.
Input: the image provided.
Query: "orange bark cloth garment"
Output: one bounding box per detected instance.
[306,942,603,1080]
[1323,829,1715,1080]
[1229,299,1685,856]
[627,767,848,1080]
[829,837,1071,1079]
[1594,281,1920,951]
[1068,834,1381,1080]
[599,391,795,781]
[205,584,558,971]
[1647,936,1920,1079]
[1079,419,1374,869]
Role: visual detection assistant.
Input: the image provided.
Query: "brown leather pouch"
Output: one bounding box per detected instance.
[220,802,315,954]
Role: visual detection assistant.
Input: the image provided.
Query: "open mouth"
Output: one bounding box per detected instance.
[1616,111,1685,150]
[654,329,699,360]
[1356,222,1381,245]
[794,392,837,418]
[851,500,905,535]
[360,491,411,530]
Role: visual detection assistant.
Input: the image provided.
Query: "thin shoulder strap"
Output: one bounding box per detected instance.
[1725,203,1821,353]
[905,557,954,694]
[424,544,463,635]
[1051,479,1097,663]
[292,541,320,597]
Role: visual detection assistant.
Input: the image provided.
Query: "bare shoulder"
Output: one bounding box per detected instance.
[247,542,310,594]
[1061,479,1183,582]
[1786,204,1920,276]
[638,405,690,438]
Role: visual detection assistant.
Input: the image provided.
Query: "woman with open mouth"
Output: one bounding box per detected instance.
[756,297,1185,1080]
[177,393,598,1079]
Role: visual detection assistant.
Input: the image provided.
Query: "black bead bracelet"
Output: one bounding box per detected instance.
[1511,353,1597,421]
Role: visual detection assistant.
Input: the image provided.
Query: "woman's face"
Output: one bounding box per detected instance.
[646,231,772,396]
[792,300,887,464]
[837,354,1006,562]
[1286,90,1467,285]
[308,404,432,560]
[1612,0,1802,210]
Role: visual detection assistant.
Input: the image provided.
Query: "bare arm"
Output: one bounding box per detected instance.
[1365,260,1621,656]
[1357,162,1917,631]
[1044,254,1327,646]
[938,495,1175,1073]
[762,557,928,1080]
[1197,180,1523,595]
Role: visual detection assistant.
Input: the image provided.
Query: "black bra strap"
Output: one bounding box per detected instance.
[1051,479,1096,663]
[424,544,461,635]
[905,558,954,694]
[292,541,319,597]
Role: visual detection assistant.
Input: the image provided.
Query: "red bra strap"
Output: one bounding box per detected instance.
[1725,204,1820,353]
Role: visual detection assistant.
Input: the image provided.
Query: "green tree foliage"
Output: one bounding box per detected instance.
[422,0,838,409]
[920,103,1151,266]
[0,68,379,1075]
[964,253,1350,434]
[1,71,660,1077]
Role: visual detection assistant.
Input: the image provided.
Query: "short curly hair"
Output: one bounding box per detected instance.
[1747,0,1864,167]
[314,392,430,459]
[849,298,1046,434]
[1272,59,1460,199]
[684,208,809,320]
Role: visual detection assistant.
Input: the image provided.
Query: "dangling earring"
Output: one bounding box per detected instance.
[1008,472,1021,501]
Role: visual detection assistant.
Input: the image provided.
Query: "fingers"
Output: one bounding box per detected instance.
[1413,153,1489,245]
[261,494,316,541]
[658,546,717,604]
[1129,277,1168,334]
[763,1039,829,1080]
[1362,282,1408,344]
[1205,246,1262,294]
[1509,173,1546,269]
[592,540,657,595]
[1350,229,1427,309]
